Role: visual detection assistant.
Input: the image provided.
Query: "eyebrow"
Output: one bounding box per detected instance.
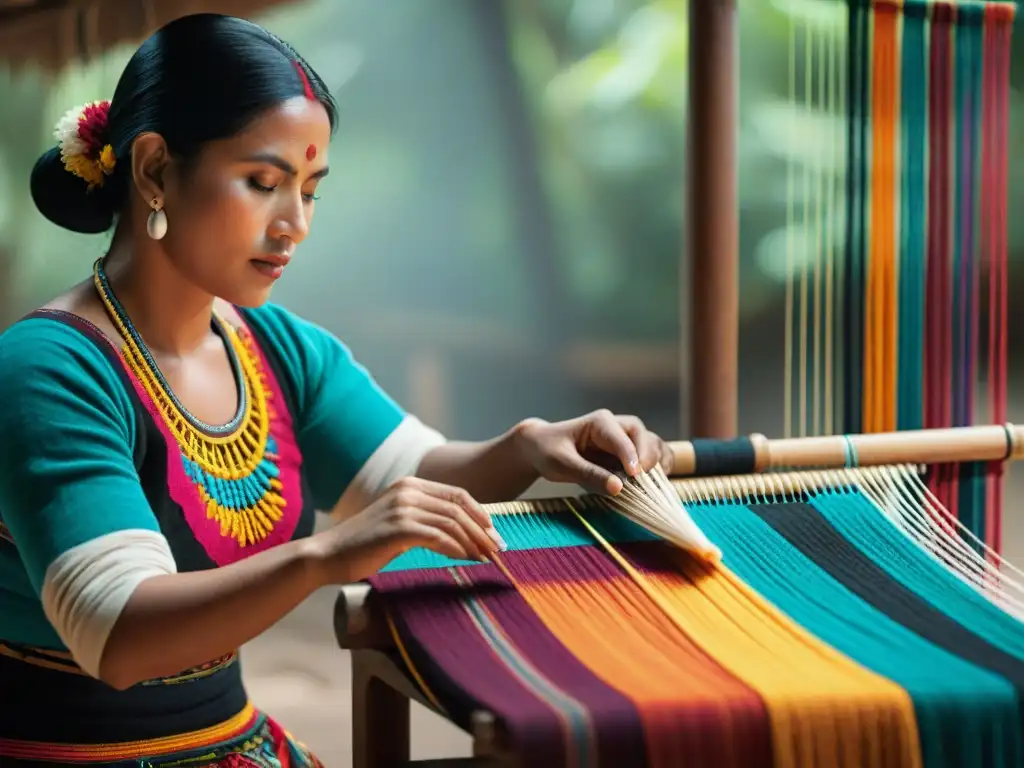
[243,152,330,180]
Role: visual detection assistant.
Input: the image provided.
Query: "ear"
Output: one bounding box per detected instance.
[130,132,172,210]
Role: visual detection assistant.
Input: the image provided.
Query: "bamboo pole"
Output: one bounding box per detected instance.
[668,423,1022,476]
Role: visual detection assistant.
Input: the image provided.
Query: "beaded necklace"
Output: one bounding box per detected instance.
[92,259,247,435]
[92,258,288,548]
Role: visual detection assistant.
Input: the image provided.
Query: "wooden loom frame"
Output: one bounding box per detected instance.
[335,418,1024,767]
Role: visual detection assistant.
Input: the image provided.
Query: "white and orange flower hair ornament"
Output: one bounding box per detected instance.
[53,100,116,191]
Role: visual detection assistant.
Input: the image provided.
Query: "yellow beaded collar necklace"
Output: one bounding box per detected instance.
[91,258,285,547]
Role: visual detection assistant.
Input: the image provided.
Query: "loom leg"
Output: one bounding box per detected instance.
[352,651,411,768]
[471,711,497,759]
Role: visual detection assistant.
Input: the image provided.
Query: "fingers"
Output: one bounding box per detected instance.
[546,445,623,496]
[409,478,492,530]
[407,478,506,551]
[398,519,477,562]
[415,494,504,561]
[387,478,505,562]
[575,411,671,490]
[587,410,641,477]
[617,415,664,473]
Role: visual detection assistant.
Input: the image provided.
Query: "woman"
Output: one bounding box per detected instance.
[0,13,674,767]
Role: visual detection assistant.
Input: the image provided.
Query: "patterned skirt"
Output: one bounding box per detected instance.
[0,702,323,767]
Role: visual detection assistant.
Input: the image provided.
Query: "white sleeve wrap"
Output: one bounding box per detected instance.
[330,415,447,521]
[40,529,177,680]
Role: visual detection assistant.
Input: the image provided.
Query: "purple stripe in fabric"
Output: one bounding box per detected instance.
[373,568,581,764]
[374,545,775,768]
[468,568,648,764]
[501,545,773,768]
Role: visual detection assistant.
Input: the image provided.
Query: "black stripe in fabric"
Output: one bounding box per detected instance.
[750,502,1024,693]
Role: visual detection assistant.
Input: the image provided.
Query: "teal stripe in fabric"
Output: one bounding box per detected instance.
[898,3,928,431]
[380,507,657,572]
[812,490,1024,661]
[689,500,1019,768]
[450,568,595,766]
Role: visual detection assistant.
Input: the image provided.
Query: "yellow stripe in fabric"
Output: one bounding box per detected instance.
[504,558,757,768]
[386,610,446,713]
[568,505,922,768]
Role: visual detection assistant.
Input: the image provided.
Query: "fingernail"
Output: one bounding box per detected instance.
[487,526,508,551]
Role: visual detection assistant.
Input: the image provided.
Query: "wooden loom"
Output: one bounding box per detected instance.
[335,425,1023,767]
[333,1,1018,766]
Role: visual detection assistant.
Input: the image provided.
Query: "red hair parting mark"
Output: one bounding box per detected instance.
[292,60,315,101]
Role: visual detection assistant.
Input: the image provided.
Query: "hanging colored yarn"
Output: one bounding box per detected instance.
[784,0,1014,554]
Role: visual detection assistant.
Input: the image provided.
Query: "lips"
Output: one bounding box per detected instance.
[253,252,292,268]
[250,253,291,280]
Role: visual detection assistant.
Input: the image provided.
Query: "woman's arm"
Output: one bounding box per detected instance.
[102,473,500,689]
[98,537,321,689]
[414,421,540,503]
[417,413,674,501]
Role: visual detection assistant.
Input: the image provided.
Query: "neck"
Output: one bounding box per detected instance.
[101,228,216,357]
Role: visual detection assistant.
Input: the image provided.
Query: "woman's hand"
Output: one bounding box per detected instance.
[513,409,674,496]
[310,477,506,583]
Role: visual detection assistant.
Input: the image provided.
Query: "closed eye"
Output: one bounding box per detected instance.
[249,177,319,203]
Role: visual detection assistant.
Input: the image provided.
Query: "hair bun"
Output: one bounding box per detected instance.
[30,146,116,235]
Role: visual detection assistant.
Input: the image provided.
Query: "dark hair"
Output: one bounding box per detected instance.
[30,13,338,234]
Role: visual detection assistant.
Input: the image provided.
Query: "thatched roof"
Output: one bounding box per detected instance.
[0,0,302,72]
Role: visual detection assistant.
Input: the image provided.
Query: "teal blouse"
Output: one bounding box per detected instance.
[0,302,417,748]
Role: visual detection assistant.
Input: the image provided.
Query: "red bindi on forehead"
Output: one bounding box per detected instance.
[306,144,317,161]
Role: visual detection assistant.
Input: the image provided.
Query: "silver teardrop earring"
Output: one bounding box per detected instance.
[146,198,167,240]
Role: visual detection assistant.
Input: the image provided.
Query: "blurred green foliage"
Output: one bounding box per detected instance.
[2,0,1023,343]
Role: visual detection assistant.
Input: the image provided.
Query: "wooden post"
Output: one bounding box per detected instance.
[351,653,411,768]
[685,0,739,439]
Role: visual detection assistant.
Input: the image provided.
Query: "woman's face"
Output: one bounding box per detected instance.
[158,96,331,307]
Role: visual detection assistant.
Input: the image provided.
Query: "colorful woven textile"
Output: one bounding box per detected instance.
[371,491,1024,768]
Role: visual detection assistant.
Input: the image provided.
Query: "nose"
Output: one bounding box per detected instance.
[268,191,310,244]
